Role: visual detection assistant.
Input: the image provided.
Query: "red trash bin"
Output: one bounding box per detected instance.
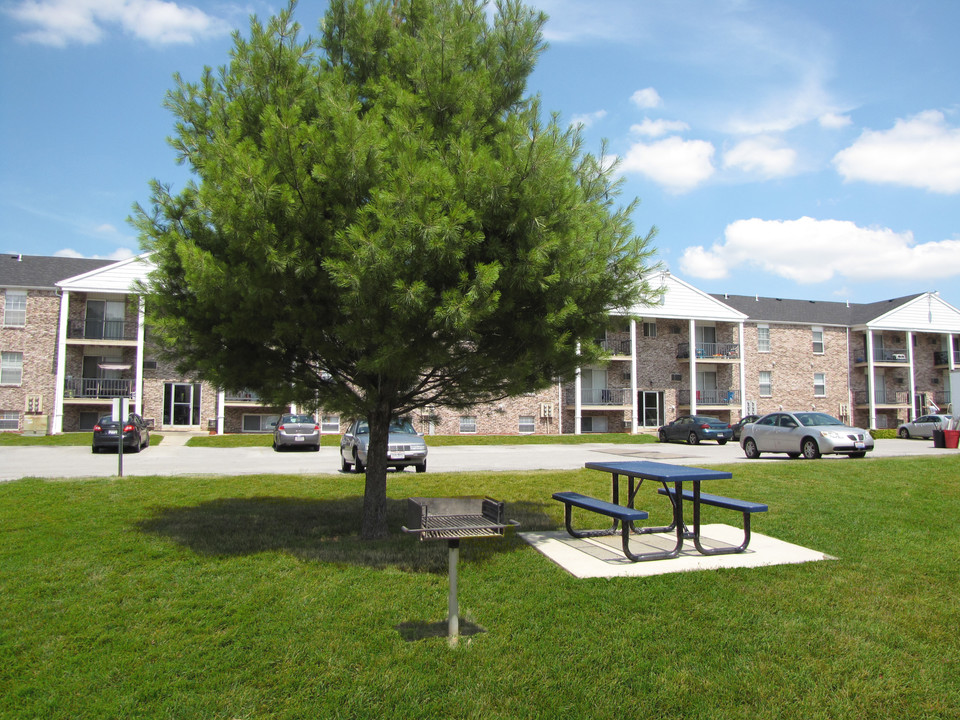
[944,429,960,449]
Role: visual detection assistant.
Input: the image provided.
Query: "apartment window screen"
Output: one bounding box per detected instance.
[3,291,26,326]
[518,415,535,434]
[0,411,19,431]
[642,322,657,338]
[459,416,477,434]
[242,414,279,432]
[759,370,772,397]
[321,415,340,433]
[757,325,770,353]
[1,352,23,385]
[812,327,824,354]
[814,373,826,397]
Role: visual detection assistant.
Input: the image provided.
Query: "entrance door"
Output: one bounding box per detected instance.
[163,382,201,427]
[641,391,664,428]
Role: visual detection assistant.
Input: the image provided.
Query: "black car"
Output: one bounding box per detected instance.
[92,413,150,453]
[658,415,733,445]
[731,414,761,441]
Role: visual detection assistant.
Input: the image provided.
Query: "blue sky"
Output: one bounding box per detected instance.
[2,0,959,307]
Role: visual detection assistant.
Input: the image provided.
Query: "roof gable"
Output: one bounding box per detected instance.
[860,292,960,333]
[57,254,154,293]
[625,273,747,322]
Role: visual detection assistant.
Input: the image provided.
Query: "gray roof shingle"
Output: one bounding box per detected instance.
[0,254,114,289]
[712,293,924,326]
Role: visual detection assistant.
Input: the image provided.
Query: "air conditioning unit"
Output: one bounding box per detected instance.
[539,402,554,419]
[670,373,682,382]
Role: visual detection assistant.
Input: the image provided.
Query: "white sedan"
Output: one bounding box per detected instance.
[740,411,874,459]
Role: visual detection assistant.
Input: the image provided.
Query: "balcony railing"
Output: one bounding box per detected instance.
[678,389,741,405]
[854,390,910,405]
[580,388,627,405]
[874,348,909,363]
[933,391,952,406]
[599,338,632,355]
[64,377,135,399]
[224,390,263,403]
[67,319,137,342]
[934,350,960,366]
[676,343,740,360]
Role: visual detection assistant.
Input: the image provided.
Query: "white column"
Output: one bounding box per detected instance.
[738,321,746,416]
[52,291,70,434]
[574,343,582,435]
[688,319,697,416]
[906,331,916,420]
[630,318,638,433]
[134,296,145,416]
[217,390,225,434]
[866,330,876,429]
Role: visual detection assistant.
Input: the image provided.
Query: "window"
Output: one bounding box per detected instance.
[321,415,340,433]
[0,411,19,431]
[814,373,826,397]
[3,290,26,326]
[242,414,280,432]
[459,416,477,434]
[518,415,535,434]
[759,371,772,397]
[812,327,824,354]
[757,325,770,353]
[642,321,657,338]
[1,352,23,385]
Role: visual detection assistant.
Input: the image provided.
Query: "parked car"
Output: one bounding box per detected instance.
[92,413,150,453]
[273,413,321,451]
[740,411,874,459]
[731,414,761,441]
[897,414,952,439]
[340,417,428,473]
[658,415,733,445]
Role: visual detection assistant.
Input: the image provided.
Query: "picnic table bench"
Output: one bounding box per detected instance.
[657,487,767,554]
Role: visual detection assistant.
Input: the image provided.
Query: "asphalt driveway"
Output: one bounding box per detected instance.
[0,436,953,482]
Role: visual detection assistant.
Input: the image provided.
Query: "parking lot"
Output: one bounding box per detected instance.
[0,435,953,482]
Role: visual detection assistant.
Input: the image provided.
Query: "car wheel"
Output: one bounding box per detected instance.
[787,452,801,459]
[312,444,321,452]
[847,451,867,458]
[687,432,700,445]
[802,438,821,459]
[898,427,910,439]
[743,438,760,459]
[92,446,99,454]
[658,429,667,443]
[718,439,727,445]
[341,455,352,472]
[416,461,427,473]
[354,450,365,473]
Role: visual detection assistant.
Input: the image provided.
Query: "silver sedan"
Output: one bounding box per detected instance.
[740,411,874,459]
[340,417,428,473]
[273,414,321,451]
[897,414,952,439]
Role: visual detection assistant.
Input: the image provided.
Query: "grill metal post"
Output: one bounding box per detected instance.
[448,539,459,640]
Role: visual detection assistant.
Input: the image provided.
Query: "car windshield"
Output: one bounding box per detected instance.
[353,418,417,435]
[795,412,844,427]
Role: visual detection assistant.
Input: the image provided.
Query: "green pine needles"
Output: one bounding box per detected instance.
[133,0,659,537]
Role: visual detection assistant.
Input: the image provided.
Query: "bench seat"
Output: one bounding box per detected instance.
[657,486,766,554]
[552,491,648,523]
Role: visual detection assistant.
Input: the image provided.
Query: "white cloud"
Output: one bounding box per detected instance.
[680,217,960,283]
[569,110,607,129]
[620,136,715,193]
[723,136,797,178]
[630,88,662,110]
[630,118,690,138]
[819,112,852,129]
[833,110,960,194]
[55,247,135,261]
[7,0,230,46]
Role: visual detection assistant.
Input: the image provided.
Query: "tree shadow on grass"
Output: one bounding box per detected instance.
[136,496,556,573]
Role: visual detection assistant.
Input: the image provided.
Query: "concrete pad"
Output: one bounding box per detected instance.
[520,524,833,578]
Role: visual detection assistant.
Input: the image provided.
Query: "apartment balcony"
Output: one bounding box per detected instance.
[63,377,135,401]
[598,338,632,357]
[932,391,952,408]
[224,390,265,404]
[678,389,741,407]
[853,390,910,407]
[571,387,629,408]
[66,319,138,344]
[854,348,909,365]
[676,343,740,362]
[933,350,960,367]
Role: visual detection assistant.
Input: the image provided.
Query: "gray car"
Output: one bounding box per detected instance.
[740,411,874,459]
[340,417,428,473]
[897,414,953,439]
[273,413,321,451]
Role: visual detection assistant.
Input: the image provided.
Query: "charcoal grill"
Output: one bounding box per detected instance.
[402,497,518,642]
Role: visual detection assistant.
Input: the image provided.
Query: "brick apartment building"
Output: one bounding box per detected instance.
[2,254,958,436]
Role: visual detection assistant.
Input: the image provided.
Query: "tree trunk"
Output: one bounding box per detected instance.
[360,405,392,539]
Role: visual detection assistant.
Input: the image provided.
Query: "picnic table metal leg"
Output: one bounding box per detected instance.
[562,501,620,539]
[691,482,752,555]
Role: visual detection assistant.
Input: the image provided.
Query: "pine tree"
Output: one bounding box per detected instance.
[134,0,658,539]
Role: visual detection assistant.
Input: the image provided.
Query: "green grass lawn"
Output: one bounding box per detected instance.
[2,457,958,719]
[0,432,164,447]
[186,431,660,448]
